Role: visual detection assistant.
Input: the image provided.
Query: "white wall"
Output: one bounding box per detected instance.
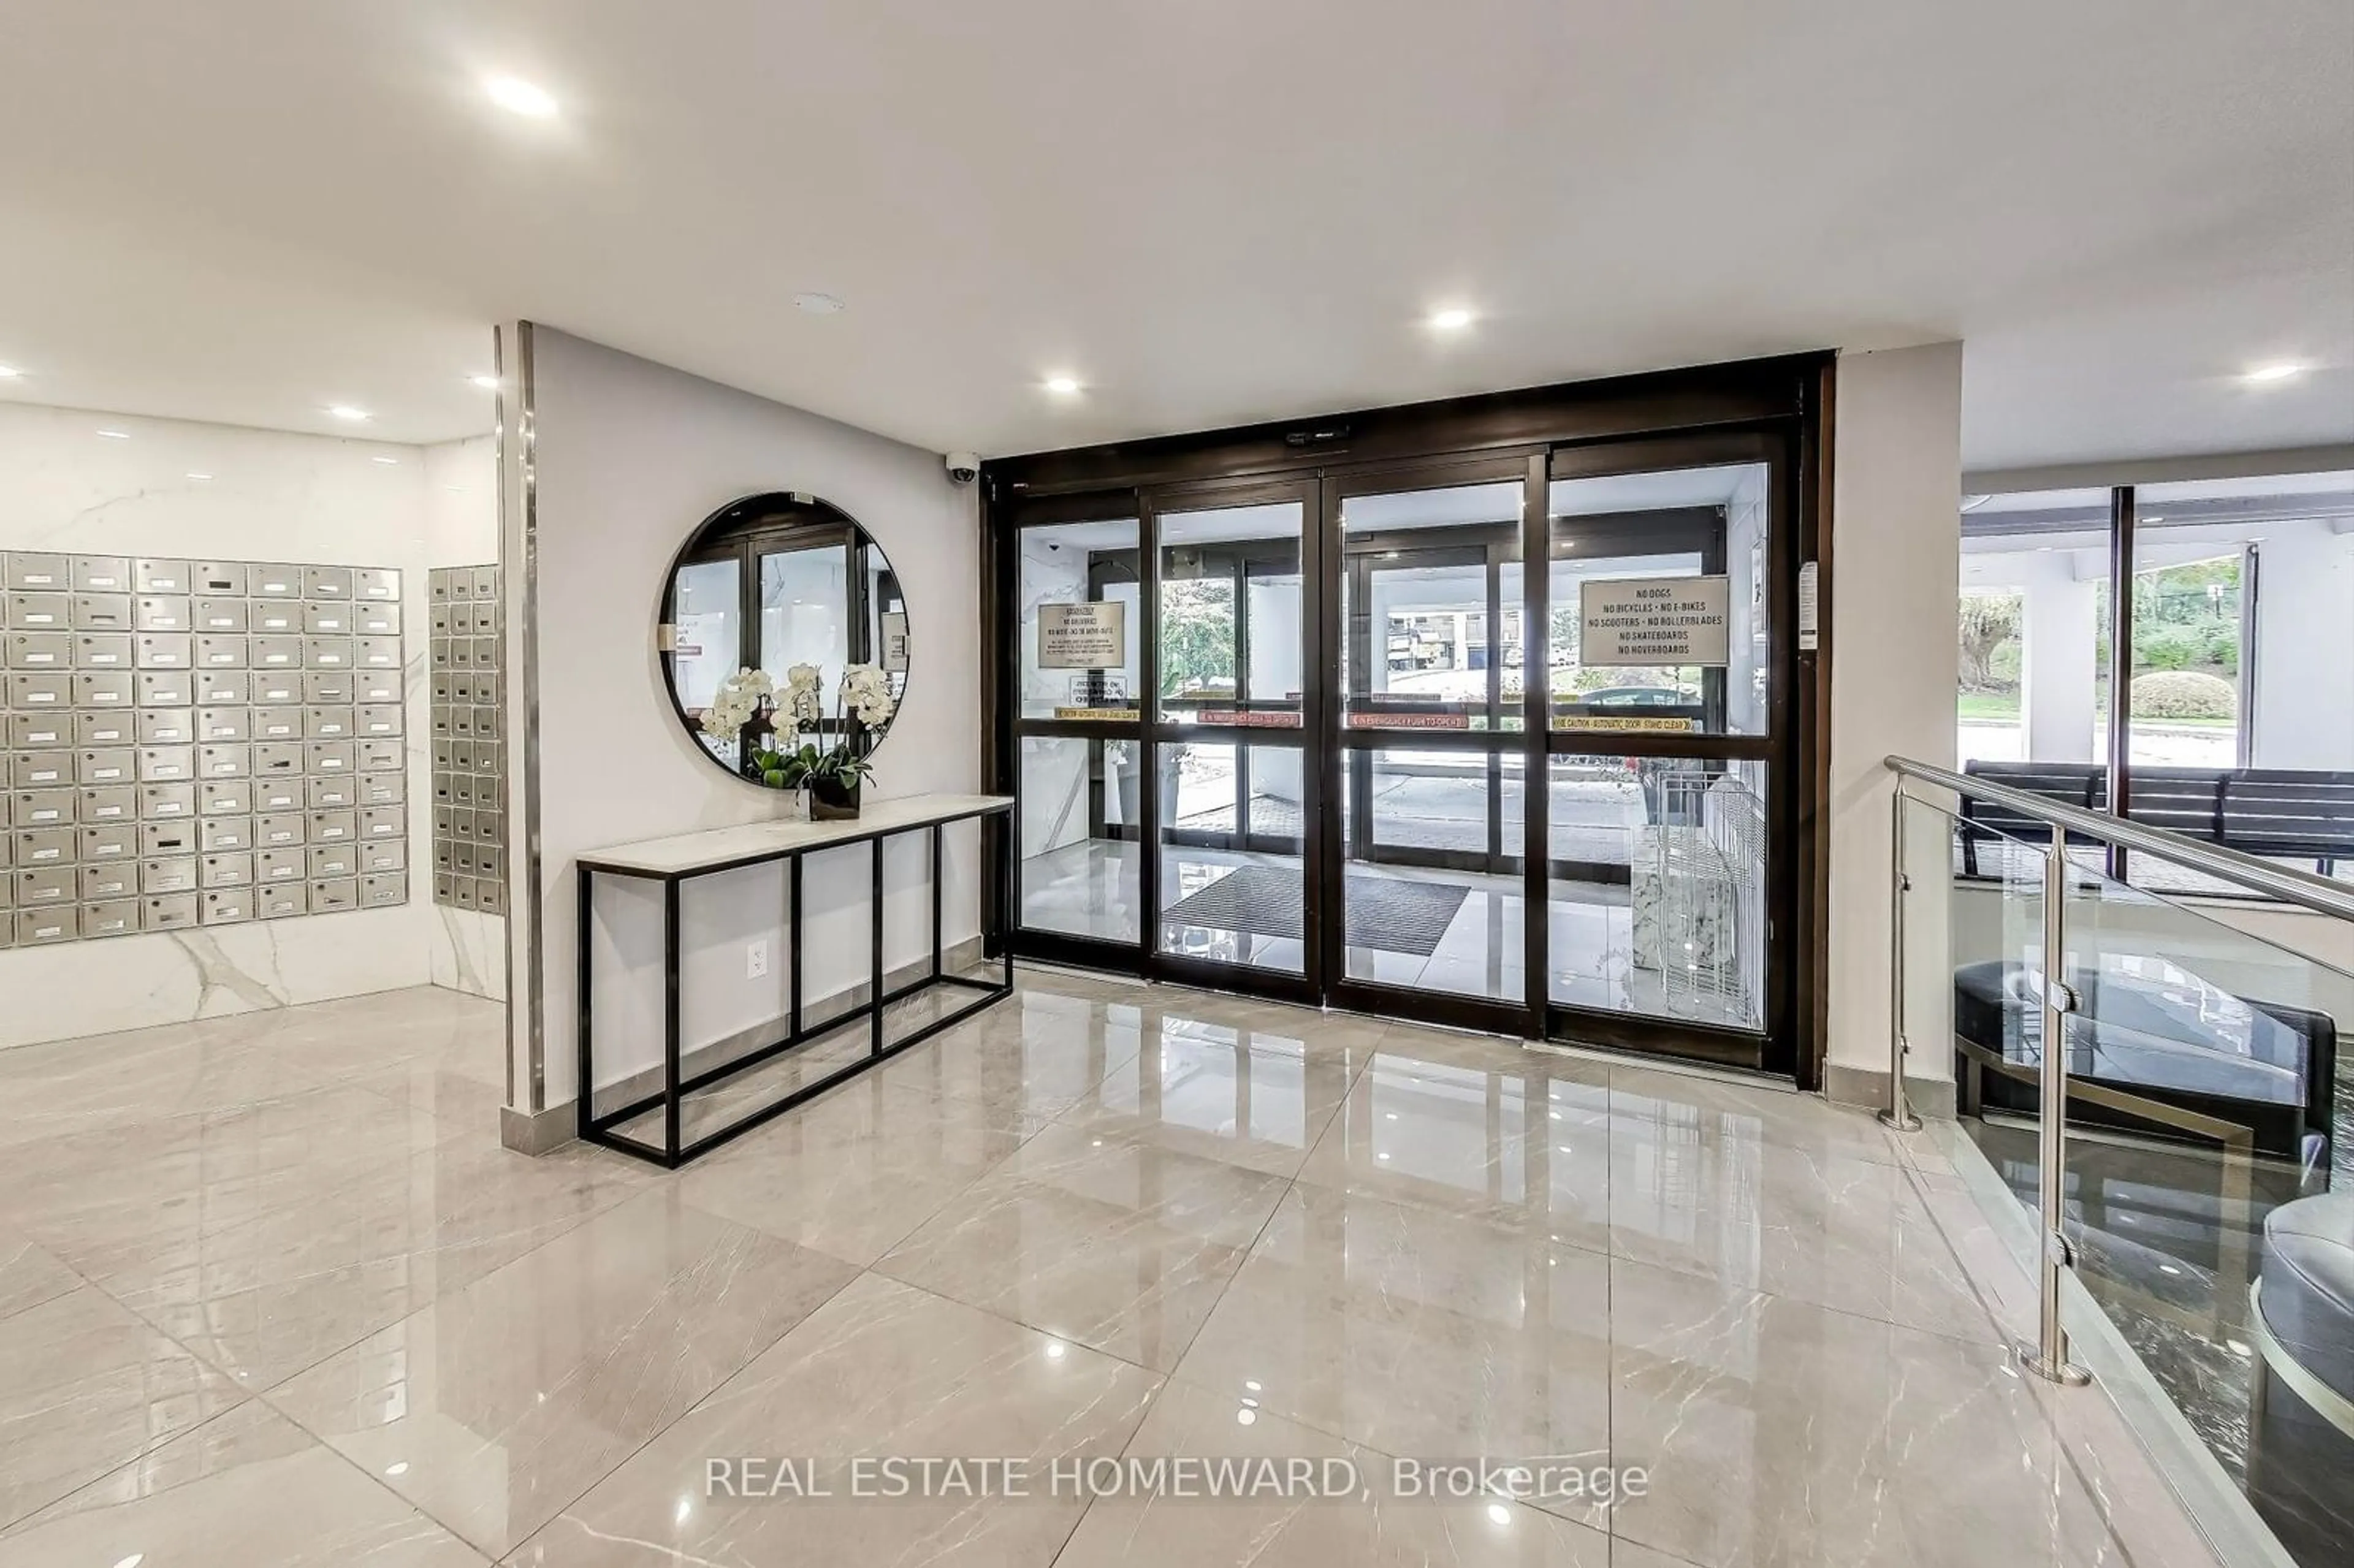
[421,434,506,1000]
[2251,526,2354,771]
[513,327,982,1111]
[1827,343,1965,1082]
[0,402,493,1047]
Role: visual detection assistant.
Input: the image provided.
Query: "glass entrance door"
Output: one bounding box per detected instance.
[1002,429,1801,1073]
[1330,470,1532,1014]
[1146,487,1318,995]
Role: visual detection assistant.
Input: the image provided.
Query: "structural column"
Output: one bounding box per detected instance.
[1825,341,1964,1109]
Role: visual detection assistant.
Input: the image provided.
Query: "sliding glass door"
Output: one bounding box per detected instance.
[1328,463,1533,1018]
[1147,485,1317,995]
[999,422,1804,1073]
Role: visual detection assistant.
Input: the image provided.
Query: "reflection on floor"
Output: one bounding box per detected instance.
[1024,839,1754,1026]
[1965,1114,2347,1559]
[0,973,2223,1566]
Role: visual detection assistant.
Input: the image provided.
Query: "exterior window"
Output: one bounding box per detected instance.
[1956,473,2354,893]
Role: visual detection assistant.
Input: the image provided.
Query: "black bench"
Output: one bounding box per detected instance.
[1956,761,2105,876]
[1959,760,2354,879]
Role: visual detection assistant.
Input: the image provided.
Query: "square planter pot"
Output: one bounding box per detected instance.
[809,777,861,821]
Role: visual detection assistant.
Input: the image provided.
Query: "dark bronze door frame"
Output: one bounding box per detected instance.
[983,352,1833,1085]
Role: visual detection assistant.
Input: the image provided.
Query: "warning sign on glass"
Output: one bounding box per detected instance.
[1037,603,1126,669]
[1577,576,1730,666]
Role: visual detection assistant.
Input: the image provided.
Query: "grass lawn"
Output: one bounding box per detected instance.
[1956,690,2236,729]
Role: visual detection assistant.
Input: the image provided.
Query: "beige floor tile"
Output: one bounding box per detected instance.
[877,1122,1288,1371]
[1607,1257,2138,1568]
[264,1186,855,1557]
[677,1077,1045,1265]
[1295,1043,1614,1249]
[1054,1379,1613,1567]
[1609,1125,2002,1344]
[871,986,1148,1119]
[1052,1010,1371,1177]
[508,1272,1160,1567]
[1174,1183,1613,1521]
[0,1401,489,1566]
[0,1285,246,1529]
[0,1230,81,1322]
[112,1139,650,1391]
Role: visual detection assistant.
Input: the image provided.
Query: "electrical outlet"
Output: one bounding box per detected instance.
[745,939,769,980]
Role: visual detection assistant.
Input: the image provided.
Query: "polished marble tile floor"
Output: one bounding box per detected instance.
[0,973,2225,1566]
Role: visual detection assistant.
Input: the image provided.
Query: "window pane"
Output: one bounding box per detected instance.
[1343,748,1517,1002]
[671,557,741,713]
[758,541,850,693]
[1547,463,1769,736]
[1157,740,1303,972]
[671,556,742,770]
[1547,755,1766,1030]
[2130,471,2354,894]
[1340,481,1522,732]
[1160,501,1304,728]
[1020,734,1140,943]
[1957,487,2111,769]
[1019,518,1140,721]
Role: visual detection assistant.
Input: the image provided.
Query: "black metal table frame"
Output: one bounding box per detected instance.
[576,802,1013,1168]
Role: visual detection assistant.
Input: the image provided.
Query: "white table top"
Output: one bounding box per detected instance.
[576,793,1014,875]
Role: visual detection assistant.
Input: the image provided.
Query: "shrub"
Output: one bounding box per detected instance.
[2135,624,2201,672]
[2131,670,2236,720]
[2202,625,2241,676]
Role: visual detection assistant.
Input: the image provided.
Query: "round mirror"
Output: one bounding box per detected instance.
[658,492,910,794]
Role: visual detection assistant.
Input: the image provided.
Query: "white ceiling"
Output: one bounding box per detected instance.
[0,1,2347,468]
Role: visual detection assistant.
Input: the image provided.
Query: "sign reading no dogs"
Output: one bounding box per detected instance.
[1577,576,1730,666]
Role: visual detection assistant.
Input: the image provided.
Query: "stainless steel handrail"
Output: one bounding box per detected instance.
[1886,754,2354,921]
[1878,753,2353,1386]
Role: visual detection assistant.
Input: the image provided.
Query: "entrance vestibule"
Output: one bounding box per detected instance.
[986,357,1827,1078]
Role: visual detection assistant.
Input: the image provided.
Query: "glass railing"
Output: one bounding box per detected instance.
[1885,758,2354,1568]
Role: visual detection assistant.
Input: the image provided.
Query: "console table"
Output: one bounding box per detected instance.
[574,793,1014,1167]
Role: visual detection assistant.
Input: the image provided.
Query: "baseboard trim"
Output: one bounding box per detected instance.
[499,1100,576,1156]
[1821,1062,1957,1119]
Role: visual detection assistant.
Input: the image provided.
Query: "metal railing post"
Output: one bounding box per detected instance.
[1879,785,1921,1132]
[2017,834,2090,1386]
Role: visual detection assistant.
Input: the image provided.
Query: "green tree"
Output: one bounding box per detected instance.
[1958,592,2022,692]
[1158,579,1235,696]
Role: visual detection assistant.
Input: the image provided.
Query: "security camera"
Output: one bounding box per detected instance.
[945,451,980,484]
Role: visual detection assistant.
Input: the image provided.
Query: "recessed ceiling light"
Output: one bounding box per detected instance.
[186,471,213,481]
[327,405,370,422]
[372,455,400,465]
[468,374,500,390]
[1430,307,1475,330]
[1045,375,1082,395]
[485,75,558,118]
[2244,363,2303,383]
[794,292,845,316]
[0,364,21,378]
[97,428,130,439]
